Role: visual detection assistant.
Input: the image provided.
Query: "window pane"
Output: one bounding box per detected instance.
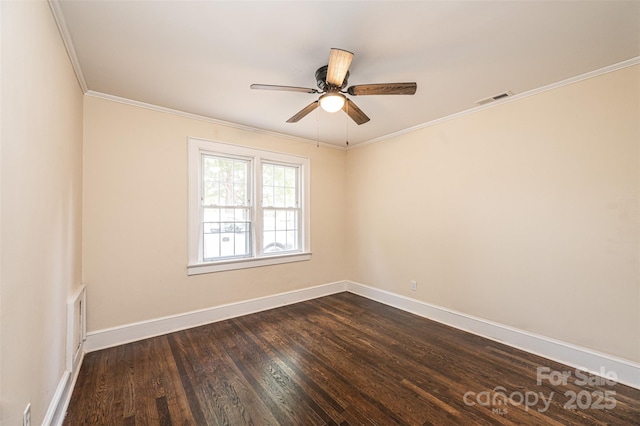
[274,166,284,186]
[235,209,248,221]
[204,157,219,180]
[203,205,251,261]
[218,184,230,205]
[203,222,220,234]
[234,229,250,255]
[221,208,234,221]
[263,187,274,207]
[234,185,246,205]
[274,187,285,207]
[285,187,296,208]
[286,230,298,250]
[203,156,220,206]
[207,182,220,206]
[203,233,220,259]
[262,208,298,254]
[234,160,246,183]
[275,209,287,230]
[203,155,250,208]
[220,159,233,182]
[286,210,296,229]
[206,220,251,260]
[284,167,294,186]
[263,209,276,231]
[262,162,298,209]
[275,228,287,247]
[263,231,276,252]
[263,163,273,186]
[218,222,250,258]
[203,207,219,222]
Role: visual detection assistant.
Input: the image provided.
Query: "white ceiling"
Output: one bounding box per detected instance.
[53,1,640,147]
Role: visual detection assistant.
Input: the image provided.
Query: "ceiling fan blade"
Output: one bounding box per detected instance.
[347,82,417,96]
[343,99,370,125]
[286,101,319,123]
[251,84,318,94]
[326,48,353,87]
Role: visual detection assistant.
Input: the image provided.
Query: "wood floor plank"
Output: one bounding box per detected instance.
[232,317,341,425]
[235,314,347,423]
[131,339,161,425]
[221,319,327,425]
[172,329,233,425]
[120,343,135,421]
[64,292,640,425]
[260,303,413,424]
[282,309,435,424]
[288,299,488,423]
[192,322,288,425]
[296,298,510,424]
[244,310,394,424]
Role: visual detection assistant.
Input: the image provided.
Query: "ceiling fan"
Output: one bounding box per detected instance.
[250,48,417,125]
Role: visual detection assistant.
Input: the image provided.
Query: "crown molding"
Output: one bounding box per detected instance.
[85,91,346,151]
[350,56,640,150]
[47,0,637,152]
[48,0,88,93]
[49,0,343,150]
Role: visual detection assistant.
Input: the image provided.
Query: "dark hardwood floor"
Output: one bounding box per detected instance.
[64,292,640,425]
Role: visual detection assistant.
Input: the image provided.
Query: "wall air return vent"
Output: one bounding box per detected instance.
[66,285,86,371]
[476,90,514,105]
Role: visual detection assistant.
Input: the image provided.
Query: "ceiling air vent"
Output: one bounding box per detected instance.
[476,91,514,105]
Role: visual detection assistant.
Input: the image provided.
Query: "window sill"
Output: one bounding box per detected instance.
[187,252,311,275]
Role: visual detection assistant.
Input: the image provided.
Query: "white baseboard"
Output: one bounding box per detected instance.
[80,279,638,390]
[84,281,347,352]
[44,346,85,425]
[345,280,640,390]
[42,370,70,426]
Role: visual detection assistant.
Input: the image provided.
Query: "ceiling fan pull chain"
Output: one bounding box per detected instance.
[346,101,349,147]
[316,106,320,148]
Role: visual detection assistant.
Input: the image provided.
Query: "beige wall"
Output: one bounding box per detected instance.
[85,66,638,365]
[346,65,640,363]
[1,1,84,424]
[82,96,347,331]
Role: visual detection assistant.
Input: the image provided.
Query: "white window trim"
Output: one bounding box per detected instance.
[187,137,311,275]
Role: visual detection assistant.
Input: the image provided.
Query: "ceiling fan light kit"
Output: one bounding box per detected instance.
[319,92,346,112]
[251,48,417,125]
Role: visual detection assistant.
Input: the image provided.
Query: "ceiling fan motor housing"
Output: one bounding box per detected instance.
[315,65,349,92]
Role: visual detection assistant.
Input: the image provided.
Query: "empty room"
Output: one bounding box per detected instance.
[1,1,639,425]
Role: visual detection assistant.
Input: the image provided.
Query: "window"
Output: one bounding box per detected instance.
[202,155,251,261]
[188,138,310,274]
[262,163,300,254]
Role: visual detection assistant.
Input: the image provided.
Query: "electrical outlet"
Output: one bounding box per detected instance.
[410,280,417,291]
[23,403,31,426]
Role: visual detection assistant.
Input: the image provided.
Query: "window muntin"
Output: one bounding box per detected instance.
[188,138,310,274]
